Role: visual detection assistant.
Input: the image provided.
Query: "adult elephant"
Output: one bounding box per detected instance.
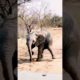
[63,12,80,80]
[0,18,17,80]
[0,0,17,80]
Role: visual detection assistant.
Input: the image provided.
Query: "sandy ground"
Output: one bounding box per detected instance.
[18,28,62,80]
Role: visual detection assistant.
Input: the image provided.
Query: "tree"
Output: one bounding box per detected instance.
[51,15,62,27]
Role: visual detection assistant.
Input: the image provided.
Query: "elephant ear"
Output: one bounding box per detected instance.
[35,35,45,46]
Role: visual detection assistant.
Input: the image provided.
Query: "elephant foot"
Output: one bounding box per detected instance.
[36,58,42,61]
[29,59,32,62]
[52,56,55,59]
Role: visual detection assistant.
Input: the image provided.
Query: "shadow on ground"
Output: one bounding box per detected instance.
[18,58,54,64]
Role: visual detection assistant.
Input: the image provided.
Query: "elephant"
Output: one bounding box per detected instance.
[63,12,80,80]
[26,28,54,61]
[0,18,17,80]
[34,33,55,61]
[0,0,17,80]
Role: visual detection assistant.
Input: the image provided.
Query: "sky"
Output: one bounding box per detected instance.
[19,0,62,17]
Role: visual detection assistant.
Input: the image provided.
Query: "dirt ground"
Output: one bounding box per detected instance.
[18,27,62,74]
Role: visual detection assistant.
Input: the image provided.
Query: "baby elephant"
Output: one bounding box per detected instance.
[32,33,55,61]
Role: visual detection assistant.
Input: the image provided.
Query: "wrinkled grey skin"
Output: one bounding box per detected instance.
[0,1,17,80]
[63,12,80,80]
[0,19,17,80]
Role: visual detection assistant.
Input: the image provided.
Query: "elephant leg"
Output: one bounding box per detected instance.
[63,69,73,80]
[0,60,5,80]
[27,43,32,62]
[40,53,43,58]
[12,49,17,80]
[39,50,43,59]
[48,47,55,59]
[31,43,36,55]
[31,47,34,55]
[1,46,16,80]
[64,53,80,80]
[36,46,43,61]
[64,60,79,80]
[1,55,14,80]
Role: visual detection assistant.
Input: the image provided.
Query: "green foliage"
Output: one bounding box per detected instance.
[51,15,62,27]
[38,14,62,28]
